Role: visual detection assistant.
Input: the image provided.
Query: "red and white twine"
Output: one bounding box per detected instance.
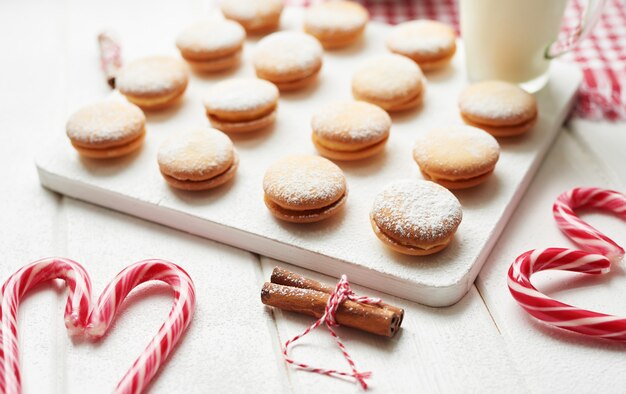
[282,275,381,390]
[97,32,123,88]
[508,187,626,340]
[0,258,195,394]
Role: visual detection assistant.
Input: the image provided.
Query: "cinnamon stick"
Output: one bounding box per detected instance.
[261,282,402,337]
[270,266,404,326]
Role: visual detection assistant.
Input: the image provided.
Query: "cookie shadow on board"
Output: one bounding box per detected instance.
[384,235,463,271]
[335,149,390,177]
[452,173,502,207]
[279,76,322,100]
[389,101,425,125]
[227,122,277,148]
[78,146,144,177]
[189,63,242,81]
[271,202,349,234]
[143,96,187,123]
[423,62,457,84]
[324,37,367,58]
[164,175,238,206]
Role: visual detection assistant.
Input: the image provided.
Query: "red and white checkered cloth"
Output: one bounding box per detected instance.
[289,0,626,121]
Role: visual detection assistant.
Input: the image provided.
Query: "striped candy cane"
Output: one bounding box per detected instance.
[553,187,626,263]
[0,258,195,394]
[87,259,196,394]
[0,258,92,394]
[508,187,626,340]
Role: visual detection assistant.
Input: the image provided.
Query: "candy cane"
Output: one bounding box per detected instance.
[553,187,626,263]
[87,259,196,394]
[0,258,92,394]
[508,187,626,341]
[0,258,195,394]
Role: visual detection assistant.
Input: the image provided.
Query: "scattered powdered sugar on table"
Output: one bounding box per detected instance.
[312,101,391,142]
[263,156,346,206]
[459,81,536,121]
[157,128,233,176]
[352,54,423,100]
[304,2,368,32]
[204,78,279,112]
[176,19,245,53]
[371,180,462,242]
[386,20,455,55]
[116,56,188,95]
[253,32,323,73]
[66,101,145,144]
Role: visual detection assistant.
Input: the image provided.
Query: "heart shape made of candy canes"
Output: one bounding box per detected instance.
[508,187,626,340]
[0,258,196,394]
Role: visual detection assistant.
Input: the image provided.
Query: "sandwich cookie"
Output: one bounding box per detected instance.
[386,20,456,71]
[116,56,189,110]
[263,155,348,223]
[370,180,462,255]
[413,125,500,189]
[304,1,369,49]
[253,31,323,91]
[176,19,245,72]
[352,54,425,112]
[311,101,391,160]
[157,127,238,191]
[459,80,538,137]
[66,101,146,159]
[220,0,283,33]
[204,78,279,133]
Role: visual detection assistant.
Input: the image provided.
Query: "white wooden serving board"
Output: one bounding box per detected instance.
[36,7,581,307]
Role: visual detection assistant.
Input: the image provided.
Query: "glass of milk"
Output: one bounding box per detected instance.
[460,0,606,92]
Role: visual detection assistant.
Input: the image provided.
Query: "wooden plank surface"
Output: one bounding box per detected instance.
[260,258,526,393]
[476,130,626,393]
[1,0,626,392]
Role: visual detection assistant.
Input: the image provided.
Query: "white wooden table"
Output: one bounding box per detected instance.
[2,0,625,392]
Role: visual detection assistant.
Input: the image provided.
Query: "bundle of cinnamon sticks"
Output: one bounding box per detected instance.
[261,267,404,337]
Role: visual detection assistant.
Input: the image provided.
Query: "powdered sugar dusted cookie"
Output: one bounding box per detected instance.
[220,0,283,33]
[311,101,391,160]
[370,180,462,255]
[459,80,538,137]
[204,78,279,133]
[304,1,369,49]
[157,127,238,191]
[116,56,189,110]
[253,31,323,91]
[386,20,456,71]
[413,125,500,189]
[263,155,348,223]
[176,19,245,72]
[66,100,146,159]
[352,54,425,112]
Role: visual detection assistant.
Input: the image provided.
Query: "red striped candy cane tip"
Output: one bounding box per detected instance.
[553,187,626,263]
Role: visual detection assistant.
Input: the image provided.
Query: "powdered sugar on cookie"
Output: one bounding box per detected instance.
[312,101,391,142]
[263,155,346,208]
[459,81,537,122]
[387,20,456,55]
[371,180,462,242]
[116,56,188,96]
[204,78,279,112]
[176,19,245,54]
[66,101,145,144]
[352,54,423,101]
[254,32,323,74]
[157,128,234,178]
